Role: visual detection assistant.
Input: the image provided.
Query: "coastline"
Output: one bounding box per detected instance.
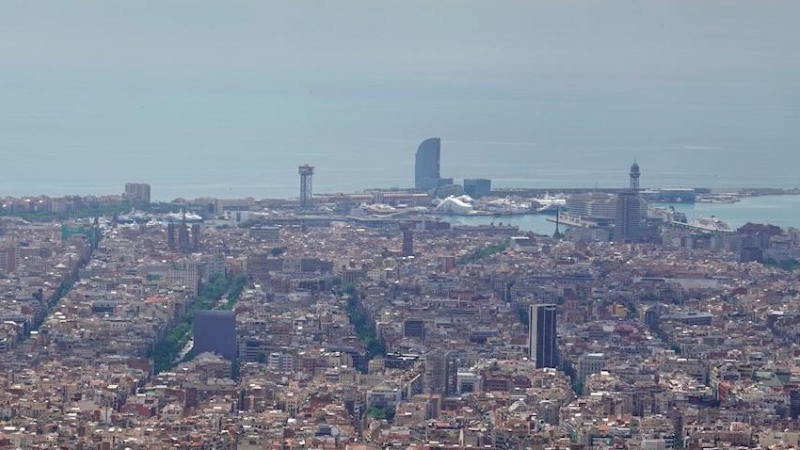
[438,194,800,235]
[3,188,799,235]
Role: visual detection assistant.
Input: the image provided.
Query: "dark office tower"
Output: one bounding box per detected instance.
[298,164,314,209]
[415,138,441,191]
[615,191,642,242]
[92,216,101,250]
[193,310,237,361]
[167,222,176,250]
[616,161,643,242]
[528,304,558,368]
[463,178,492,198]
[403,318,425,341]
[191,223,201,250]
[401,225,414,257]
[441,255,456,273]
[425,349,457,395]
[629,160,640,191]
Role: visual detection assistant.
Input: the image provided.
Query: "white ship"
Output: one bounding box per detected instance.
[533,193,567,214]
[117,208,150,223]
[165,210,204,222]
[690,216,733,233]
[481,197,532,214]
[696,193,740,204]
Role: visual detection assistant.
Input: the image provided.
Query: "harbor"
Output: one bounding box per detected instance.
[438,194,800,235]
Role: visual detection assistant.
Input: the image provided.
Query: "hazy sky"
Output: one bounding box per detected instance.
[1,1,799,198]
[4,1,798,85]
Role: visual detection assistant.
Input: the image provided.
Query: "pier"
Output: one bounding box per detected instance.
[546,212,613,229]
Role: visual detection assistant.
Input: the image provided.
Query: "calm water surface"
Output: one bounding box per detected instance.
[1,1,799,200]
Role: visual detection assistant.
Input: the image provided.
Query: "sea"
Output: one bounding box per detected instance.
[1,1,799,224]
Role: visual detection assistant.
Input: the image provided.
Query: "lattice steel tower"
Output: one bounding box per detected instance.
[298,164,314,209]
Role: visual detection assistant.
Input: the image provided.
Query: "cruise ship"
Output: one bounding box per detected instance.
[165,210,204,222]
[690,216,733,233]
[696,193,740,204]
[532,193,567,214]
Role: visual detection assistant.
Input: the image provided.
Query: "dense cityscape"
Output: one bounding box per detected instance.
[1,139,800,450]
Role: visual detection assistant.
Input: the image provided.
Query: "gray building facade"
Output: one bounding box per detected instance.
[463,178,492,198]
[124,183,151,205]
[425,349,458,395]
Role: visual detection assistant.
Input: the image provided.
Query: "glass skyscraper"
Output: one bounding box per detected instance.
[415,137,441,191]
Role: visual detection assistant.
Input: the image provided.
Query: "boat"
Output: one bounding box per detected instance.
[649,206,687,223]
[117,208,151,224]
[690,216,733,233]
[165,210,204,222]
[480,197,533,215]
[532,193,567,214]
[696,194,740,204]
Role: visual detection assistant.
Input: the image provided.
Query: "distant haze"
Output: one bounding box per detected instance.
[1,0,799,200]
